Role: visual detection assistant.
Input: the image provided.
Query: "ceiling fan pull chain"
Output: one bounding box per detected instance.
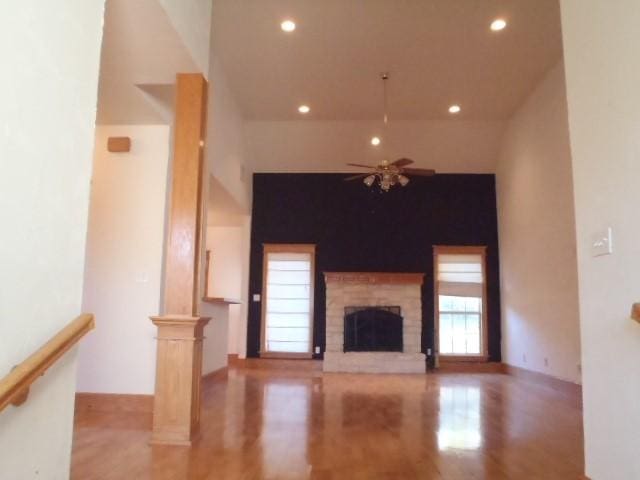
[382,72,389,126]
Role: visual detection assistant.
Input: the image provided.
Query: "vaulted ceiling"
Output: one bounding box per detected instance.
[211,0,563,122]
[97,0,565,174]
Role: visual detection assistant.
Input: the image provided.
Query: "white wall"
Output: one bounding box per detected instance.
[77,125,170,394]
[206,225,245,355]
[157,0,212,76]
[496,62,582,383]
[206,56,252,211]
[560,2,640,478]
[0,2,105,478]
[201,302,230,375]
[206,226,243,299]
[204,21,253,360]
[245,120,505,174]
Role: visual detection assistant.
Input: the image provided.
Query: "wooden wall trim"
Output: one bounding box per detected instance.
[435,361,505,374]
[261,244,316,358]
[263,243,316,253]
[75,393,153,414]
[503,364,582,406]
[433,245,487,254]
[202,366,228,386]
[231,357,323,371]
[433,245,489,364]
[323,272,424,285]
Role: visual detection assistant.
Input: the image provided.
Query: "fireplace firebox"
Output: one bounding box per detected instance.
[343,306,403,352]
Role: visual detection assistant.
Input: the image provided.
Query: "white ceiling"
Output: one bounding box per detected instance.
[211,0,563,122]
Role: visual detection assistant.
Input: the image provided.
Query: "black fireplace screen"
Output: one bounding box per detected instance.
[343,306,403,352]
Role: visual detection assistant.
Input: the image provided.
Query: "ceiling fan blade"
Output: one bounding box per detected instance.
[403,167,436,177]
[392,158,414,168]
[343,173,371,181]
[346,163,376,169]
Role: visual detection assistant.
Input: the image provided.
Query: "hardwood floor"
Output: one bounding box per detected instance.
[71,365,585,479]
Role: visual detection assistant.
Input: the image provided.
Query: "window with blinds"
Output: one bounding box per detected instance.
[262,246,315,355]
[435,248,487,358]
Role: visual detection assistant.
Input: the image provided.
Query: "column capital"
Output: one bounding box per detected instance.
[150,315,211,327]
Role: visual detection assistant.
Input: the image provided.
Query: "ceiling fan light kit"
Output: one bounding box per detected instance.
[365,160,415,191]
[368,160,410,192]
[344,73,436,192]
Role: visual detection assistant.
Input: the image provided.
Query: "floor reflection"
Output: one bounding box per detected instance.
[71,367,585,479]
[437,385,482,451]
[261,382,311,479]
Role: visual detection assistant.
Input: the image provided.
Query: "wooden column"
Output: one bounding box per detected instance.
[164,73,207,316]
[150,73,210,446]
[150,315,209,446]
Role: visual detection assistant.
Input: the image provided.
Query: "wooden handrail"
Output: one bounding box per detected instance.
[0,313,94,413]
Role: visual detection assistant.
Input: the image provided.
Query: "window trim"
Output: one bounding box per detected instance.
[433,245,489,363]
[260,243,316,359]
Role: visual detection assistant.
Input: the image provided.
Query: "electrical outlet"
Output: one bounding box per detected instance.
[314,346,320,354]
[577,363,582,374]
[252,294,261,302]
[427,348,432,356]
[544,357,549,367]
[522,354,527,363]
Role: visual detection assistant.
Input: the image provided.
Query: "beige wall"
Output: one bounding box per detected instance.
[0,2,105,478]
[206,226,244,355]
[77,125,170,394]
[157,0,212,76]
[245,119,504,174]
[200,302,230,375]
[206,55,252,212]
[205,20,253,359]
[561,2,640,478]
[496,62,581,383]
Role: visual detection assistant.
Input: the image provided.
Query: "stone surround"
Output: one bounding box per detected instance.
[323,272,426,374]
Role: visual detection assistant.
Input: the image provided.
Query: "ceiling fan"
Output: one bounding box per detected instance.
[344,158,435,191]
[344,73,436,191]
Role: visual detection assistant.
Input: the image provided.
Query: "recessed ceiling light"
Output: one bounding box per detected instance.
[281,20,296,32]
[448,105,461,114]
[490,18,507,31]
[298,105,310,114]
[371,136,381,146]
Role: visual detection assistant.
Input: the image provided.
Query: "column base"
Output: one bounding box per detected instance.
[149,315,210,447]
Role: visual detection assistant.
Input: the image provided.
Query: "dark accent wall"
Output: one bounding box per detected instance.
[248,173,502,361]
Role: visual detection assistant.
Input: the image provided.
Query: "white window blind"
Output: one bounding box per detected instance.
[264,252,312,353]
[437,253,484,355]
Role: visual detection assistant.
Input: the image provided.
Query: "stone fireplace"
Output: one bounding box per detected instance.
[323,272,426,373]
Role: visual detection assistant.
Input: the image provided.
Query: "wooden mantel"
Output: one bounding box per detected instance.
[324,272,424,285]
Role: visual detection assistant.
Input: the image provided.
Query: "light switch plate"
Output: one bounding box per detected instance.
[253,294,261,302]
[134,272,149,283]
[591,227,613,257]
